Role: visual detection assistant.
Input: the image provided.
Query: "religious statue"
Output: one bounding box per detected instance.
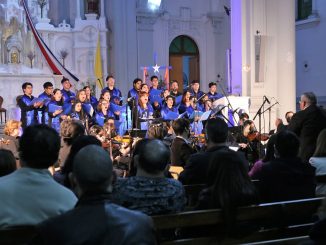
[11,51,19,64]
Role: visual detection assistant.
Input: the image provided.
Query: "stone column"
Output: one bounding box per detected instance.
[76,0,81,19]
[100,0,105,18]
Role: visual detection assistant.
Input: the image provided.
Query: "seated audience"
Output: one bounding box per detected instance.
[58,119,85,167]
[309,129,326,196]
[179,118,248,185]
[32,145,156,245]
[0,149,16,177]
[170,118,196,167]
[1,120,21,160]
[259,130,315,202]
[0,125,77,228]
[60,135,102,188]
[112,139,186,215]
[146,122,168,140]
[197,151,258,230]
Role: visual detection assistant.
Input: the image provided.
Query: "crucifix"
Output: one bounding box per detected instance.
[140,53,172,89]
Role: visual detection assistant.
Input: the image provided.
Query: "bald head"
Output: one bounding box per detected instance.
[73,145,112,191]
[138,139,170,174]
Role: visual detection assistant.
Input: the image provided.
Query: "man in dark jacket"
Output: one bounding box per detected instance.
[32,145,156,245]
[259,130,315,203]
[179,117,248,185]
[288,92,326,163]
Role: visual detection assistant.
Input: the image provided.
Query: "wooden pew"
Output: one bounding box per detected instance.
[0,225,36,245]
[152,197,324,245]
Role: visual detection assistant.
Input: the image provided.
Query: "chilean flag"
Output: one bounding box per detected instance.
[21,0,79,82]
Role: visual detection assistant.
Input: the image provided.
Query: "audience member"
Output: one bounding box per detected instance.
[1,119,21,160]
[0,149,16,177]
[0,125,77,228]
[309,129,326,196]
[112,139,186,215]
[259,130,315,202]
[288,92,326,162]
[179,118,247,185]
[58,119,85,167]
[197,151,258,230]
[32,145,156,245]
[146,122,168,140]
[170,118,196,167]
[60,135,102,188]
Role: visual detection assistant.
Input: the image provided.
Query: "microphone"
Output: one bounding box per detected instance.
[264,95,271,104]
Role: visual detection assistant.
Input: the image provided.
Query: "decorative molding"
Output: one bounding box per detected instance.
[207,12,224,33]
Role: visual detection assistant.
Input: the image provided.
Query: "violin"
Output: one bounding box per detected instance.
[247,131,270,142]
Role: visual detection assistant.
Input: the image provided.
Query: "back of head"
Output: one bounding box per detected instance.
[137,139,170,175]
[62,135,102,187]
[313,129,326,157]
[19,125,60,168]
[172,118,190,136]
[205,118,228,144]
[0,149,16,177]
[60,119,85,145]
[302,92,317,106]
[73,145,112,193]
[275,130,300,158]
[147,123,167,140]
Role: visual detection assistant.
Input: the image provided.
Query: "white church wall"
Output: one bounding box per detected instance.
[296,0,326,107]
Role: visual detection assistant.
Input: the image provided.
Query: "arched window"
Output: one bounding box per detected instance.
[169,35,199,91]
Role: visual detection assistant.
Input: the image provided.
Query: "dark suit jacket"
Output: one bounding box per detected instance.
[32,194,156,245]
[179,145,248,185]
[288,105,326,163]
[170,137,196,167]
[259,157,315,203]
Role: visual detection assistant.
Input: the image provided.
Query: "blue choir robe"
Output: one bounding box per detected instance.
[101,87,122,102]
[178,103,195,118]
[37,92,52,125]
[47,101,64,133]
[85,96,98,110]
[17,94,38,129]
[161,106,179,121]
[207,92,224,102]
[189,89,205,101]
[94,110,115,127]
[61,89,76,105]
[136,104,154,130]
[149,88,162,105]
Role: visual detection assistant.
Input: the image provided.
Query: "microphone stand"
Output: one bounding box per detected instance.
[261,102,279,133]
[252,97,269,159]
[217,76,238,126]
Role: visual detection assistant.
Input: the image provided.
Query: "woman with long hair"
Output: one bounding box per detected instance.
[310,129,326,196]
[84,85,98,109]
[133,92,154,130]
[178,91,194,116]
[197,151,258,232]
[94,99,115,127]
[48,89,66,133]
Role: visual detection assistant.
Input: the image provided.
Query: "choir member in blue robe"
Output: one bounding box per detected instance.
[37,82,53,125]
[161,95,179,120]
[101,75,122,103]
[189,80,205,101]
[207,82,223,102]
[149,75,162,106]
[60,77,76,105]
[178,91,195,117]
[48,89,67,133]
[84,86,98,109]
[70,101,90,128]
[170,80,182,97]
[18,82,43,129]
[127,78,142,109]
[94,99,115,127]
[133,92,154,130]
